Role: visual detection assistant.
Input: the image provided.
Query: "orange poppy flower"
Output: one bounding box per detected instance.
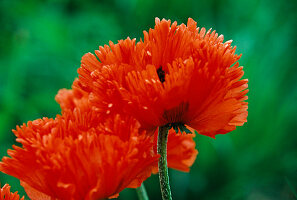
[0,113,159,200]
[0,184,24,200]
[78,18,248,137]
[55,82,198,173]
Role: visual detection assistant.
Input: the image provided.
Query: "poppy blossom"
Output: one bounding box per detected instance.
[78,18,248,137]
[0,112,159,200]
[0,184,24,200]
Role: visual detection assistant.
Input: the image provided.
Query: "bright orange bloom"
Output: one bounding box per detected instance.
[55,82,198,173]
[0,184,24,200]
[0,113,159,200]
[78,18,248,137]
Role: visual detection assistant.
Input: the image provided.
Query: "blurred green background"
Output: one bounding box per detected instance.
[0,0,296,199]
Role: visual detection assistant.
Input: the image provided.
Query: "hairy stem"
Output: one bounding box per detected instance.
[157,125,172,200]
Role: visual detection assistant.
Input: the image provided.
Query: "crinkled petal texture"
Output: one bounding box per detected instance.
[0,184,24,200]
[0,113,159,200]
[78,18,248,137]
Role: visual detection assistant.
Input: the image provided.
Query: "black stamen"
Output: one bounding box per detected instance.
[157,66,165,83]
[166,123,192,134]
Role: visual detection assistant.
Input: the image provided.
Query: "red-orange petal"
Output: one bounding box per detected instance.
[0,184,24,200]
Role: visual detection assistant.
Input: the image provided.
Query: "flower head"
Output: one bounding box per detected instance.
[78,18,248,137]
[0,184,24,200]
[0,112,159,200]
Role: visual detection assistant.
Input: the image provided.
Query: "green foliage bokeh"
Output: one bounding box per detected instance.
[0,0,296,199]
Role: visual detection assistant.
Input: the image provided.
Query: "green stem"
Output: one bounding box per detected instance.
[157,125,172,200]
[136,183,149,200]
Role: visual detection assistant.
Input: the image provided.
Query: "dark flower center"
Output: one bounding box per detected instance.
[162,102,192,134]
[157,66,165,83]
[166,123,192,134]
